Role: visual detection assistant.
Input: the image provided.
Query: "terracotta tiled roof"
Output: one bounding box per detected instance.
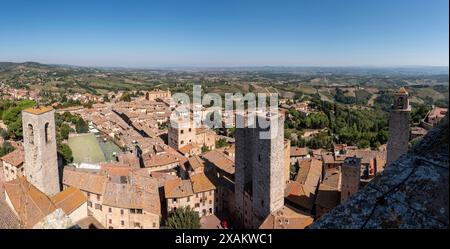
[164,178,193,198]
[100,163,131,177]
[200,214,223,229]
[143,153,181,168]
[290,147,309,157]
[321,152,335,164]
[118,152,140,168]
[295,158,322,194]
[179,143,200,154]
[188,155,205,171]
[129,172,161,215]
[201,150,235,175]
[62,168,108,194]
[23,106,53,115]
[0,199,19,229]
[1,148,24,167]
[260,205,314,229]
[190,173,216,193]
[284,181,316,211]
[3,177,56,228]
[51,187,87,215]
[149,171,178,187]
[103,183,143,209]
[321,168,340,189]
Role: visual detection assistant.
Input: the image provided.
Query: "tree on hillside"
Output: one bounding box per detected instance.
[120,92,132,102]
[166,207,201,229]
[0,141,14,157]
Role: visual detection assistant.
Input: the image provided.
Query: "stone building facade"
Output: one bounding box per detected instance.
[168,118,216,155]
[235,112,285,228]
[168,118,196,150]
[22,106,60,196]
[340,156,361,203]
[1,147,24,182]
[145,89,171,101]
[387,87,411,164]
[164,173,216,218]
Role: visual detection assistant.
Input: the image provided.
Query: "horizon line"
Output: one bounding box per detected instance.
[1,60,449,70]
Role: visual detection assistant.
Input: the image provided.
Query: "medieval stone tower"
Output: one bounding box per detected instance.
[22,106,60,196]
[387,87,411,165]
[235,111,285,228]
[340,156,361,203]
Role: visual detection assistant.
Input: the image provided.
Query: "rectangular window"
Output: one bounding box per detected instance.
[120,209,124,215]
[109,208,112,213]
[130,209,135,214]
[109,219,112,224]
[97,194,100,201]
[137,209,143,214]
[121,220,125,226]
[87,201,92,207]
[134,222,140,228]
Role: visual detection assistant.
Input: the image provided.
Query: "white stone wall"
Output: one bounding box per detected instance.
[2,162,24,182]
[68,202,88,223]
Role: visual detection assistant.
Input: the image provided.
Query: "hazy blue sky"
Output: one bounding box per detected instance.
[0,0,448,67]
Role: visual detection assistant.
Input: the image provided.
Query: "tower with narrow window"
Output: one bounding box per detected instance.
[235,111,285,228]
[387,87,411,165]
[22,106,60,196]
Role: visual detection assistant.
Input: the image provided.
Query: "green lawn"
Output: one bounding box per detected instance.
[68,133,106,164]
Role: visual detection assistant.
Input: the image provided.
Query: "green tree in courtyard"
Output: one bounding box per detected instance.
[166,207,201,229]
[215,138,228,148]
[58,143,73,164]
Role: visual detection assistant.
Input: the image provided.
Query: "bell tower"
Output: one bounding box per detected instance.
[22,106,60,196]
[387,87,411,165]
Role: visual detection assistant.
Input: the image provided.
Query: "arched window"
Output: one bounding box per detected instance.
[27,124,34,144]
[44,122,50,143]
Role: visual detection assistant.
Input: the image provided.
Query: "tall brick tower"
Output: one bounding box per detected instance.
[387,87,411,165]
[235,111,285,228]
[22,106,60,196]
[340,156,361,203]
